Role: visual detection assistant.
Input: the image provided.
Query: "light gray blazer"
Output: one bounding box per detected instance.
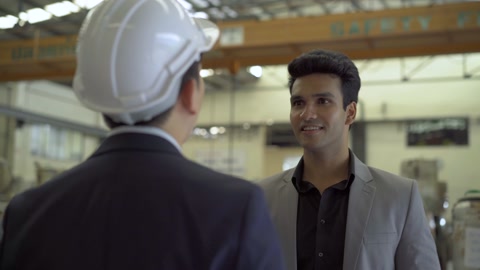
[259,155,440,270]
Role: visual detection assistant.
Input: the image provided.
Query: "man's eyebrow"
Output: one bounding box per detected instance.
[311,92,335,98]
[290,95,302,102]
[290,92,334,102]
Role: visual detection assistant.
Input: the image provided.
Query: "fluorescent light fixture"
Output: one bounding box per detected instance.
[429,219,435,229]
[193,128,207,136]
[190,0,209,8]
[439,218,446,227]
[176,0,193,10]
[45,1,81,17]
[0,15,19,29]
[248,66,263,78]
[193,11,209,19]
[208,8,225,20]
[209,126,219,135]
[200,69,214,77]
[19,12,28,21]
[222,6,238,18]
[74,0,103,9]
[209,0,221,6]
[20,8,52,24]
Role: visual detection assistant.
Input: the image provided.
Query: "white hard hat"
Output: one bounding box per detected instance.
[73,0,220,125]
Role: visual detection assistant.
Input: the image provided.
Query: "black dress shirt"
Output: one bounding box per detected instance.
[293,152,355,270]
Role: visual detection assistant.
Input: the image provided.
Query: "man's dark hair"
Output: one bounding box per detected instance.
[104,60,201,129]
[287,49,361,110]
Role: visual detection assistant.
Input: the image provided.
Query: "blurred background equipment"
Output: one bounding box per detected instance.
[0,157,32,218]
[34,161,62,186]
[452,190,480,270]
[401,158,450,269]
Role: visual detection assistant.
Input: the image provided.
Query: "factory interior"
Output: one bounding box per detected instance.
[0,0,479,269]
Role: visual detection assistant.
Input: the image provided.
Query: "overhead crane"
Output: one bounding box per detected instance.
[0,1,479,81]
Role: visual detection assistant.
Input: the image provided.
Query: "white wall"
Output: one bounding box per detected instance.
[14,81,106,128]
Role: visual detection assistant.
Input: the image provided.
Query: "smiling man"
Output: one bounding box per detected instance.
[259,49,440,270]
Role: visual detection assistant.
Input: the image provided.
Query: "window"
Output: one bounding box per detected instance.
[30,124,85,161]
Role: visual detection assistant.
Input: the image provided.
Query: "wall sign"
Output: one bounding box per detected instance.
[407,118,469,146]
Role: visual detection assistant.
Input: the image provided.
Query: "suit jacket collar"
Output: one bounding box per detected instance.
[353,154,373,183]
[91,133,182,158]
[344,154,376,270]
[273,168,298,270]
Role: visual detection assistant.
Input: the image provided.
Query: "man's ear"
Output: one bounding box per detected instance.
[345,102,357,125]
[179,78,200,114]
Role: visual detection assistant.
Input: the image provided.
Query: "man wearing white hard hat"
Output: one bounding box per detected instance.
[0,0,285,269]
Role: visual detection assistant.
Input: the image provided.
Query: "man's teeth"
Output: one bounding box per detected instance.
[303,126,321,130]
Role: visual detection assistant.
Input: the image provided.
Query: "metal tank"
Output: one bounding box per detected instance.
[452,190,480,270]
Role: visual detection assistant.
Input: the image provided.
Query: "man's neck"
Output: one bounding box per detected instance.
[302,147,350,193]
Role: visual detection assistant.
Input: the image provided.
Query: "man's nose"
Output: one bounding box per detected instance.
[300,104,317,120]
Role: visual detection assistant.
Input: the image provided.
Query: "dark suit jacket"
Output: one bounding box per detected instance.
[0,133,284,270]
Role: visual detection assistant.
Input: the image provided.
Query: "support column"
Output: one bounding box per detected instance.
[0,83,16,198]
[351,121,366,163]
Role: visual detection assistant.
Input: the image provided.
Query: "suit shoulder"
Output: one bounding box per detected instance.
[257,169,293,190]
[367,166,416,191]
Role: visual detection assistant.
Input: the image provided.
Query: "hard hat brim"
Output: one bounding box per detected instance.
[194,18,220,51]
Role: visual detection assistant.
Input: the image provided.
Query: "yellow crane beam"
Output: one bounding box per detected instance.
[0,2,479,81]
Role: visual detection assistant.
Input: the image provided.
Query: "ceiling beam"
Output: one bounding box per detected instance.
[379,0,390,9]
[315,0,331,14]
[1,2,480,81]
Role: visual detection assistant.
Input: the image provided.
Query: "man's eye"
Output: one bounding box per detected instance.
[318,98,330,104]
[292,101,303,106]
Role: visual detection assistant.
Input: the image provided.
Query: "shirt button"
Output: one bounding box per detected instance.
[318,252,324,257]
[320,219,325,224]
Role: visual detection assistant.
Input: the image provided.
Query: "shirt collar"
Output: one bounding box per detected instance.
[292,149,356,193]
[107,125,182,153]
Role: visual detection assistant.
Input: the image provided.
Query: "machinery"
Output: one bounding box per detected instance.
[400,158,450,269]
[452,190,480,270]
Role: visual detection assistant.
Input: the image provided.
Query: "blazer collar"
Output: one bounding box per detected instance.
[344,153,376,270]
[283,150,372,184]
[275,167,299,270]
[281,168,296,183]
[91,133,182,158]
[352,153,373,184]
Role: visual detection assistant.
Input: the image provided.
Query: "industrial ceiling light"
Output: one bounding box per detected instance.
[45,1,81,17]
[193,11,209,19]
[19,8,52,24]
[190,0,210,9]
[200,69,214,77]
[248,66,263,78]
[74,0,103,9]
[0,15,18,29]
[176,0,193,10]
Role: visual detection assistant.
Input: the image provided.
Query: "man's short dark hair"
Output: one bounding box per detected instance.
[104,60,201,129]
[287,49,361,110]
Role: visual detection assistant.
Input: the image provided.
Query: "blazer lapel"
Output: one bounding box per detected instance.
[271,170,298,270]
[343,155,376,270]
